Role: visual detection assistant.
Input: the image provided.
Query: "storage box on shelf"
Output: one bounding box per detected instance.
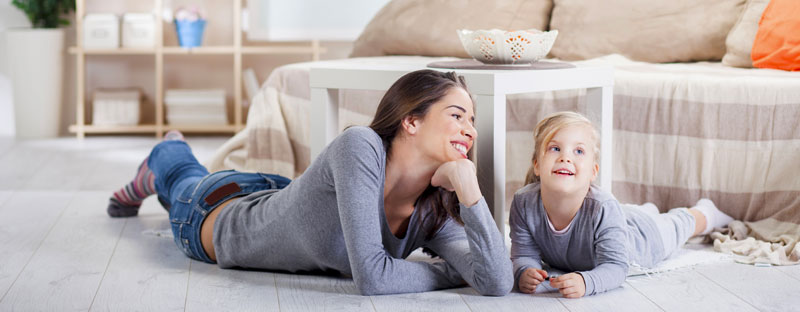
[122,13,156,48]
[92,89,141,126]
[165,89,227,125]
[68,0,325,138]
[83,14,119,49]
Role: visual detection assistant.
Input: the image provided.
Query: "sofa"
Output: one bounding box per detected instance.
[207,0,800,228]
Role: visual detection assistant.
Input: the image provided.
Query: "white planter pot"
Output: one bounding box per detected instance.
[6,28,64,139]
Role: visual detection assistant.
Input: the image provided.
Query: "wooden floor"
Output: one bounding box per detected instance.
[0,136,798,312]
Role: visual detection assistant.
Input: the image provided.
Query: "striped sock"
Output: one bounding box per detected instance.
[107,158,156,217]
[107,131,184,217]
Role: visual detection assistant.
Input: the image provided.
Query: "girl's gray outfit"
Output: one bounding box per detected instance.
[213,127,513,296]
[509,183,695,296]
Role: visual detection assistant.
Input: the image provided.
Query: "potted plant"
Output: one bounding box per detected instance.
[6,0,75,138]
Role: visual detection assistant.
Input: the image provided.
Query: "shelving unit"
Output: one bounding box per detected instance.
[68,0,324,138]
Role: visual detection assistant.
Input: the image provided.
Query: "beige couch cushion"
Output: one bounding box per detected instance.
[351,0,553,58]
[549,0,746,63]
[723,0,771,68]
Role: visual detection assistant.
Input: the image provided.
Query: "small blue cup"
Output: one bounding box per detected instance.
[175,19,206,48]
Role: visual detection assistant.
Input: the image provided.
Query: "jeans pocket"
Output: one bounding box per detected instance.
[176,188,193,205]
[168,199,194,254]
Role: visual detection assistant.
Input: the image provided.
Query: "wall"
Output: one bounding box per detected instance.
[249,0,389,40]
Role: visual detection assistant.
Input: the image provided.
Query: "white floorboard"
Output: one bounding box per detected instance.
[0,191,124,311]
[695,262,800,312]
[0,144,54,189]
[274,273,374,312]
[555,282,661,312]
[457,288,568,312]
[0,191,74,301]
[185,261,281,312]
[0,191,12,207]
[0,137,14,158]
[370,288,470,312]
[24,148,96,191]
[89,213,190,312]
[776,263,800,282]
[626,266,758,312]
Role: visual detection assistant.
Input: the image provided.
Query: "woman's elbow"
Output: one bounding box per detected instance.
[357,287,381,296]
[475,276,513,296]
[354,278,389,296]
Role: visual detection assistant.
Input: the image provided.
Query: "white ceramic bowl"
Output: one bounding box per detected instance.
[457,29,558,65]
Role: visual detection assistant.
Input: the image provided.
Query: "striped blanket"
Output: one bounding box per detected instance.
[206,55,800,226]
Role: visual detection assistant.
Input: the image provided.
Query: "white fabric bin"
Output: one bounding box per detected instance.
[84,14,119,49]
[92,90,140,126]
[165,89,227,125]
[122,13,156,48]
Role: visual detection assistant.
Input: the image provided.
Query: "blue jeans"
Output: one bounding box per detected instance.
[148,141,291,263]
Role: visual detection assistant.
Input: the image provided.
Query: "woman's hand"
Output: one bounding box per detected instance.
[549,273,586,298]
[518,268,548,294]
[431,159,482,206]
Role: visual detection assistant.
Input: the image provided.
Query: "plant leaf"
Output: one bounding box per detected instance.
[11,0,76,29]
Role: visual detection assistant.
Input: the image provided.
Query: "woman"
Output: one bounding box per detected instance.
[107,70,513,296]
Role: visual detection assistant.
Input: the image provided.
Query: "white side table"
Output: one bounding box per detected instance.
[309,57,614,233]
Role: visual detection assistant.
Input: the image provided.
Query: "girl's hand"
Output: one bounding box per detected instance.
[549,273,586,298]
[431,159,482,206]
[518,268,548,294]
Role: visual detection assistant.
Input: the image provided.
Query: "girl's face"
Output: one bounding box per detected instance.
[408,87,476,164]
[533,124,598,196]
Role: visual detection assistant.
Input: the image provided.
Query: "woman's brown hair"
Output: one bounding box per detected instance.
[369,69,471,240]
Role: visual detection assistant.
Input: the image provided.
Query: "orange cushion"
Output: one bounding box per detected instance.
[751,0,800,71]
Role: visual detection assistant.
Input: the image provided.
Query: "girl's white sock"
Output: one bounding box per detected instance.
[693,198,734,235]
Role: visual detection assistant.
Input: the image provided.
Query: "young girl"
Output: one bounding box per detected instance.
[107,69,513,296]
[509,111,734,298]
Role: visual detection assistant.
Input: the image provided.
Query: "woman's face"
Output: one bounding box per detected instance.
[410,87,477,164]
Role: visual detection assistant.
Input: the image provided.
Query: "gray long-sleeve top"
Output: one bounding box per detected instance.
[213,126,513,296]
[509,183,663,296]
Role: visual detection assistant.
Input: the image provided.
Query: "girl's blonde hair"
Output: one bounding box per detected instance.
[524,111,600,185]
